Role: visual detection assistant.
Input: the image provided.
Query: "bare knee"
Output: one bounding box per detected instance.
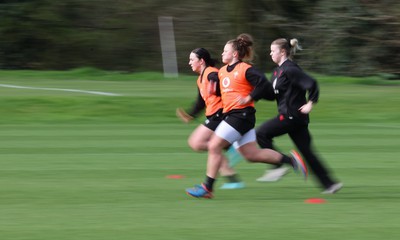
[187,125,212,152]
[208,136,228,154]
[207,140,220,154]
[188,138,206,152]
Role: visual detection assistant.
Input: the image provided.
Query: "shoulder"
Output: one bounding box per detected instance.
[205,66,219,77]
[239,62,252,69]
[237,62,253,76]
[219,65,228,71]
[281,60,303,74]
[206,66,219,72]
[281,60,298,69]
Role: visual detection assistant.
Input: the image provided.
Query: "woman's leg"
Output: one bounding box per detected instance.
[238,141,283,164]
[289,126,336,189]
[185,132,230,198]
[255,115,296,181]
[206,134,231,180]
[256,116,290,149]
[188,124,214,152]
[237,128,285,164]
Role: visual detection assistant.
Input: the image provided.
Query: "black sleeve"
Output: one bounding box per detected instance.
[207,71,221,96]
[208,72,219,82]
[262,79,276,101]
[245,67,268,101]
[287,67,319,103]
[187,89,205,118]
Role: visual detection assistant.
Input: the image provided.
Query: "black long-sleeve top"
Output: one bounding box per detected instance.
[270,59,319,123]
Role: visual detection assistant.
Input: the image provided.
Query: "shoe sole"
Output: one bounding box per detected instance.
[291,150,308,178]
[322,183,343,194]
[186,184,213,199]
[256,168,290,182]
[219,183,245,189]
[186,191,213,199]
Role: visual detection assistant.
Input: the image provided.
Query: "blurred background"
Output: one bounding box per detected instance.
[0,0,399,77]
[0,3,399,239]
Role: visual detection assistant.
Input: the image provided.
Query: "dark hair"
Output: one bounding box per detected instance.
[191,48,217,67]
[227,33,254,63]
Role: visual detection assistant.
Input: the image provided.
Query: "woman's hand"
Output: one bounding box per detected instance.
[176,108,194,123]
[238,95,253,105]
[298,101,313,114]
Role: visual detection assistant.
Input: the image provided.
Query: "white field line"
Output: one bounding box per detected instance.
[0,83,122,96]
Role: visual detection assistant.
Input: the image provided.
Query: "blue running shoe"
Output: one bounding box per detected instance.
[290,150,308,179]
[220,182,245,189]
[186,184,213,198]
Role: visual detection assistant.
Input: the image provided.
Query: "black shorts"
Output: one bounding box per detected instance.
[223,107,256,135]
[203,109,224,131]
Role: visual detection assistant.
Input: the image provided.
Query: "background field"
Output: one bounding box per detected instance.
[0,71,399,240]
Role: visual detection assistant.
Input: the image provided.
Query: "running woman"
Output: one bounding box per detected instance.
[186,34,308,199]
[176,48,244,189]
[256,38,342,194]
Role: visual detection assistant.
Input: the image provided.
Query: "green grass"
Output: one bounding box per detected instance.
[0,70,399,240]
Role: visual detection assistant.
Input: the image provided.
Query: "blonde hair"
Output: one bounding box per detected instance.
[271,38,302,60]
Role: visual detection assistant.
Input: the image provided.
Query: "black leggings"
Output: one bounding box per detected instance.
[256,115,335,188]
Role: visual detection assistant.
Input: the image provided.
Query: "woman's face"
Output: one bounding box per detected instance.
[222,43,236,65]
[270,44,283,65]
[189,52,202,73]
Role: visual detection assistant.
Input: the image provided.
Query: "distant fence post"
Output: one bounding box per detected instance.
[158,16,179,78]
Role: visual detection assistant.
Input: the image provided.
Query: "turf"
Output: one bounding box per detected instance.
[0,71,399,240]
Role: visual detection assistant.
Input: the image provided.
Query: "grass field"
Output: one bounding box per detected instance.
[0,70,399,240]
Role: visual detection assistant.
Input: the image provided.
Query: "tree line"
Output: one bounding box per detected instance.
[1,0,399,77]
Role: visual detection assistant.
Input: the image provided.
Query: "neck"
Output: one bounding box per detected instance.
[229,60,240,66]
[279,58,288,66]
[199,65,206,74]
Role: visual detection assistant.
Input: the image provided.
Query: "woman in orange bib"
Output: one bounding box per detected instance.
[186,34,308,198]
[176,48,244,189]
